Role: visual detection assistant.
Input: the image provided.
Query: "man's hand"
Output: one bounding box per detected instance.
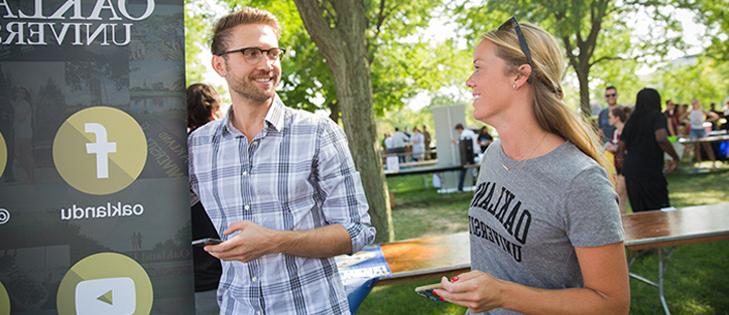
[432,271,506,313]
[204,221,282,262]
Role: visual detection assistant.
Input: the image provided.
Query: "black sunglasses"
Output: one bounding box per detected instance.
[498,17,533,82]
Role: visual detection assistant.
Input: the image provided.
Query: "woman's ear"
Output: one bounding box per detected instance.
[513,64,532,88]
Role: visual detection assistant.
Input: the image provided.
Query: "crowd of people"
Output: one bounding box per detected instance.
[382,126,431,162]
[598,85,728,213]
[381,123,494,166]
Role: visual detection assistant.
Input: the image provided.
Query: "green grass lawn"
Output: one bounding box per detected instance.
[358,164,729,315]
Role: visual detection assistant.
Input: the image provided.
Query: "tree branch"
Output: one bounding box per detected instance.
[562,36,579,71]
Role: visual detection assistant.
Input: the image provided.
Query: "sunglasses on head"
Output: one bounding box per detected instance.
[498,16,533,82]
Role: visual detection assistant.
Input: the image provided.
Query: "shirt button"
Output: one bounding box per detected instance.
[256,312,262,315]
[244,205,250,211]
[242,171,248,176]
[252,276,258,282]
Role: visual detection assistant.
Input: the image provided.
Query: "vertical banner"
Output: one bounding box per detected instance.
[0,1,193,314]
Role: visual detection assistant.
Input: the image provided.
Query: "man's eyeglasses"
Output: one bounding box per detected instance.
[605,93,617,98]
[218,47,286,64]
[498,16,533,82]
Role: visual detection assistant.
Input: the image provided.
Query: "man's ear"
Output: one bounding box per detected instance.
[212,55,227,76]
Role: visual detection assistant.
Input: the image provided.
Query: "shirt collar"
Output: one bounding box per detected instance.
[221,95,286,138]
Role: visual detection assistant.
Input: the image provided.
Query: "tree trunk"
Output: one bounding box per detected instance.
[332,55,394,243]
[294,0,394,242]
[576,66,592,120]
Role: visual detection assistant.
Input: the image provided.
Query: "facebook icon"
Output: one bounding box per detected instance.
[85,123,117,179]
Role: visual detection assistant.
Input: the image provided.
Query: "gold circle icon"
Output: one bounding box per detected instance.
[57,252,153,315]
[0,132,7,178]
[0,281,10,314]
[53,106,147,195]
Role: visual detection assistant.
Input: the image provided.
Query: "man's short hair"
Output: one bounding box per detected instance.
[454,123,464,130]
[605,85,617,92]
[211,7,281,56]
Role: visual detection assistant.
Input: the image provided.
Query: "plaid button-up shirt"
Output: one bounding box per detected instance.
[188,96,375,315]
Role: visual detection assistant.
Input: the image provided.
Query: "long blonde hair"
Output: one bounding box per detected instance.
[482,22,610,172]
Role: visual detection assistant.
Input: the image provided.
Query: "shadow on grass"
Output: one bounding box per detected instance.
[628,240,729,314]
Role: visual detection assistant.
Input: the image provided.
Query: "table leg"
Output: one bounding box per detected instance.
[658,248,673,315]
[627,248,674,315]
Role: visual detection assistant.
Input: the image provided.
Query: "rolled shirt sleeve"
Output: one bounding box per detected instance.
[315,118,376,253]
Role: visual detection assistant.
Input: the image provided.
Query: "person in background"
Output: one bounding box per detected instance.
[383,133,393,154]
[390,127,410,162]
[676,103,690,137]
[454,123,480,192]
[186,83,224,315]
[664,99,678,137]
[620,88,680,212]
[454,123,480,156]
[434,17,628,314]
[187,83,223,132]
[422,125,432,160]
[606,106,631,214]
[478,126,494,153]
[688,99,717,166]
[598,86,619,143]
[411,127,425,161]
[709,102,723,129]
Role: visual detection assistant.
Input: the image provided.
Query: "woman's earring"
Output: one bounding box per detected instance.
[512,83,517,89]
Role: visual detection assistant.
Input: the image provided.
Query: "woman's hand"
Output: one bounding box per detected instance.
[433,271,507,313]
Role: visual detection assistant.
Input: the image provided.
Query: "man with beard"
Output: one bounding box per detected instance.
[598,86,619,143]
[187,8,375,315]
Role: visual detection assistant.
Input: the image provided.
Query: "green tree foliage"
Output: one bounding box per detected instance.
[184,0,213,85]
[651,56,729,106]
[691,0,729,63]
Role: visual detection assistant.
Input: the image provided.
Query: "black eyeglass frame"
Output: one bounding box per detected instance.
[498,16,533,82]
[217,47,287,63]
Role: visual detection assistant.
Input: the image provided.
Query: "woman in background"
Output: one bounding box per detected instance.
[606,106,631,214]
[187,83,223,315]
[620,88,680,212]
[187,83,223,132]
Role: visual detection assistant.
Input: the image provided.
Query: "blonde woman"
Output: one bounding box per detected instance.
[433,17,629,314]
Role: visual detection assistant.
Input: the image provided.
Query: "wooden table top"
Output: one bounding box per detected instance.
[678,134,729,144]
[377,203,729,283]
[622,203,729,250]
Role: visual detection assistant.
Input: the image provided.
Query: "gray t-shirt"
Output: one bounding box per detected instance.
[468,140,623,315]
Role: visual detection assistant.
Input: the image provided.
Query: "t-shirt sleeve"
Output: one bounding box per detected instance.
[563,165,624,247]
[652,112,668,132]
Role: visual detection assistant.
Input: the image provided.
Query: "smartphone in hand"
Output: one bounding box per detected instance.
[415,283,443,302]
[191,238,223,246]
